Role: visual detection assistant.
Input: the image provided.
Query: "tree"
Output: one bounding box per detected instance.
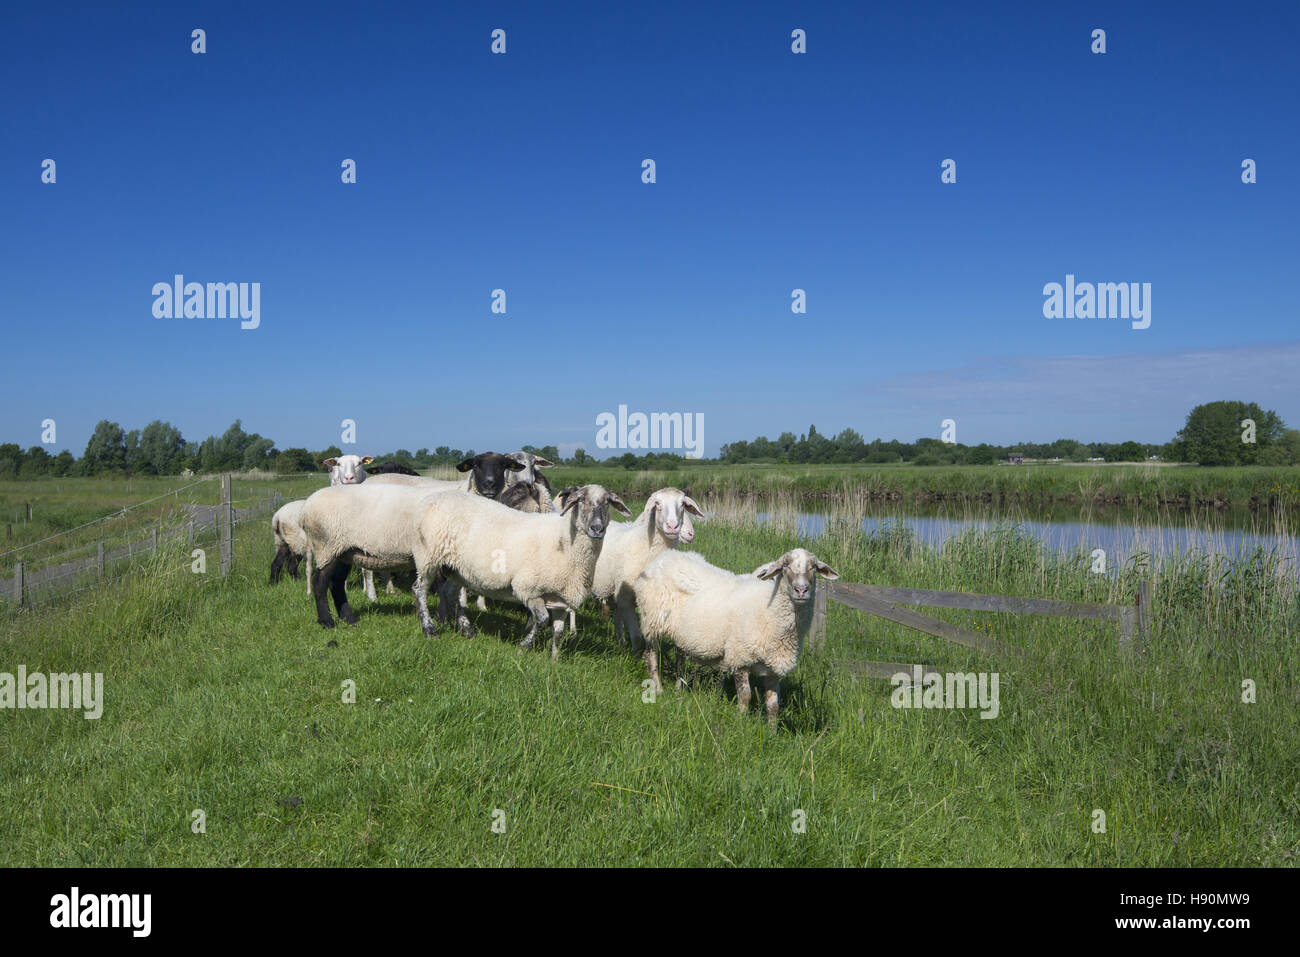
[1108,440,1145,462]
[1176,401,1286,466]
[138,420,186,474]
[274,448,316,473]
[0,444,20,478]
[82,420,126,474]
[20,446,50,478]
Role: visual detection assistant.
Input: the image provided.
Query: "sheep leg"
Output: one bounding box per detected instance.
[363,569,377,602]
[518,598,549,652]
[270,544,289,584]
[305,548,314,598]
[734,668,752,713]
[330,561,359,625]
[313,561,337,628]
[475,594,487,612]
[287,552,301,579]
[412,572,436,637]
[549,606,568,661]
[675,647,689,690]
[643,640,663,695]
[568,607,576,633]
[384,574,397,595]
[618,597,646,653]
[761,674,781,725]
[438,574,476,638]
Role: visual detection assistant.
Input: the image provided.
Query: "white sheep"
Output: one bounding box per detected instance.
[633,547,838,722]
[589,487,704,650]
[367,453,524,605]
[428,485,630,658]
[269,500,309,584]
[266,454,374,597]
[298,482,447,633]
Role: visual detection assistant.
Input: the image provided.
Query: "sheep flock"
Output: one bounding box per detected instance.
[271,452,836,723]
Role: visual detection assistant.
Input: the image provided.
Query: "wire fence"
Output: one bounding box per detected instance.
[0,473,316,614]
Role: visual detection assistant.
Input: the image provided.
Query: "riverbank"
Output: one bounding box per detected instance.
[549,463,1300,512]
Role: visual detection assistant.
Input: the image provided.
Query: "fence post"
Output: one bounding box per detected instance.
[97,542,104,581]
[810,580,829,651]
[219,474,233,577]
[151,527,158,553]
[13,561,23,606]
[188,520,195,546]
[25,502,32,523]
[4,524,9,539]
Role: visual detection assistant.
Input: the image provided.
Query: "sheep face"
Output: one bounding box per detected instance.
[644,487,705,543]
[321,454,374,486]
[505,451,555,485]
[457,452,524,500]
[754,548,839,603]
[558,484,632,540]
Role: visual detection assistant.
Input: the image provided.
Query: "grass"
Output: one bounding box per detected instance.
[1,478,1297,866]
[547,462,1300,512]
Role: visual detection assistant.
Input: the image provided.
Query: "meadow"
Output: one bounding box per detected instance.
[1,469,1297,866]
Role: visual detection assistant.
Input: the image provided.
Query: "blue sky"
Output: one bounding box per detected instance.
[3,0,1297,458]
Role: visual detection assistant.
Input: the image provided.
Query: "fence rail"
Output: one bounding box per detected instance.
[811,577,1151,676]
[2,477,282,609]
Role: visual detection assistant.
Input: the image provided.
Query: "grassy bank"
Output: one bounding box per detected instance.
[549,462,1300,512]
[1,484,1296,866]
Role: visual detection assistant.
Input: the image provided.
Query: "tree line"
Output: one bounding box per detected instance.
[0,401,1296,479]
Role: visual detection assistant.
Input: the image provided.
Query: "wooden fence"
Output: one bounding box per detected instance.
[810,578,1151,677]
[4,476,281,608]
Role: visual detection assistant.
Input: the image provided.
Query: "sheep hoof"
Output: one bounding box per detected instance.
[318,618,335,629]
[458,622,477,639]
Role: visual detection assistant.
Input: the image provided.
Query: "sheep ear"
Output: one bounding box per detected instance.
[815,561,840,580]
[319,458,338,467]
[608,492,633,516]
[455,459,474,472]
[534,457,555,468]
[682,495,705,518]
[754,559,785,580]
[360,456,374,465]
[559,489,582,515]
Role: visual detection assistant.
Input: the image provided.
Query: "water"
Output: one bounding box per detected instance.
[753,509,1300,575]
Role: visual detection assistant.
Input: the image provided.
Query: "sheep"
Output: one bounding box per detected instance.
[633,547,839,723]
[589,487,704,650]
[269,500,309,584]
[429,485,630,658]
[318,453,390,599]
[367,461,421,475]
[369,453,525,609]
[321,454,373,485]
[504,452,555,511]
[266,454,375,597]
[498,480,547,512]
[298,481,447,632]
